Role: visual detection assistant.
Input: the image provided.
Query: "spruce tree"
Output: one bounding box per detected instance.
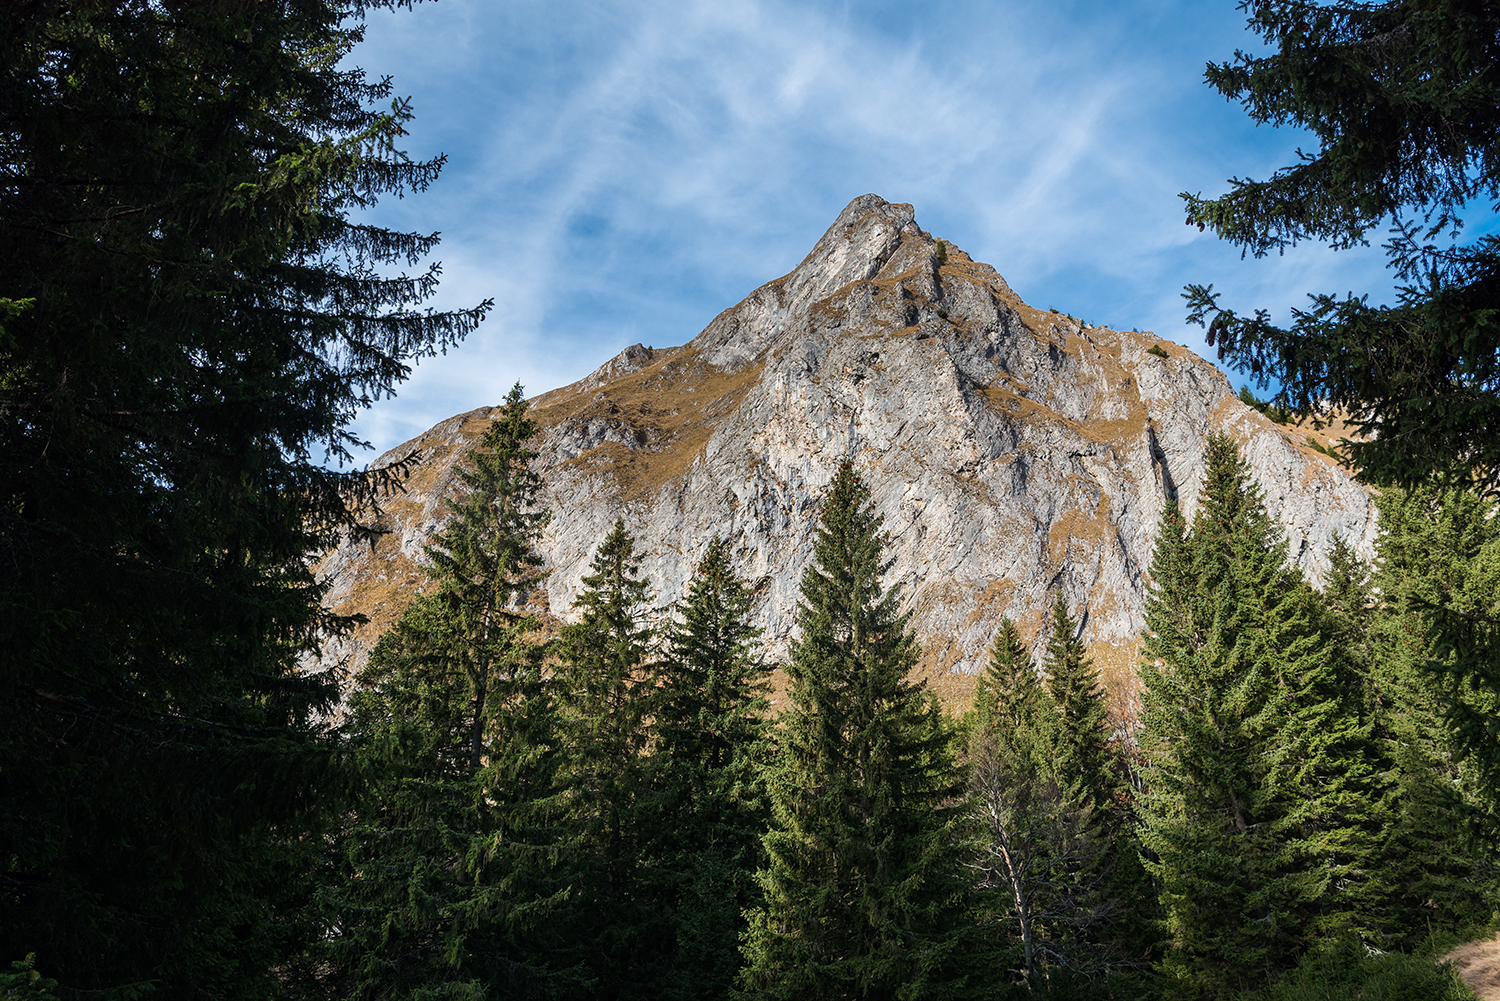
[555,517,662,1000]
[970,604,1146,988]
[971,618,1051,763]
[327,385,574,1000]
[1137,434,1379,993]
[1361,487,1499,938]
[1043,594,1152,982]
[1185,0,1500,834]
[1323,534,1376,669]
[1042,595,1113,816]
[650,535,773,1001]
[1179,1,1500,494]
[1323,535,1373,627]
[0,2,489,992]
[969,734,1100,990]
[968,617,1108,987]
[740,459,972,1001]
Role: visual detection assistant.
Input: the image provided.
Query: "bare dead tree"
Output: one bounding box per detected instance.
[969,733,1117,987]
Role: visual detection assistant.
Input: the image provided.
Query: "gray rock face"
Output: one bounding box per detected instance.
[314,195,1374,703]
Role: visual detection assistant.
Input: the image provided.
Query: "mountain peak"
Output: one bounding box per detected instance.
[323,197,1375,713]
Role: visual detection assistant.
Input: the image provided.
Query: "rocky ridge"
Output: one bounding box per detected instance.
[314,194,1375,709]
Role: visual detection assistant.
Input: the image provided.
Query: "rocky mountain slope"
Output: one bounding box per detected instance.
[314,194,1375,710]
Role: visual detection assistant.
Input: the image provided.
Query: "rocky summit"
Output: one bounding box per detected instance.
[314,194,1374,710]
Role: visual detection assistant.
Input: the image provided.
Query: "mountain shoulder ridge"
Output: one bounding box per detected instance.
[317,194,1373,714]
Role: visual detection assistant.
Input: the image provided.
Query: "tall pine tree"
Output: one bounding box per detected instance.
[324,385,573,1000]
[554,517,664,1000]
[1137,434,1378,994]
[650,535,774,1001]
[740,459,972,1001]
[1178,5,1500,820]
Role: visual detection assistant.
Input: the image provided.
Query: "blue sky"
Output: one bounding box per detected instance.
[343,0,1400,462]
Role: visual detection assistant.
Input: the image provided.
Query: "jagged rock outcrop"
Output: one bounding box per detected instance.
[314,194,1375,708]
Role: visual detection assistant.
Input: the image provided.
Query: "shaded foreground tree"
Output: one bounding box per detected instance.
[740,459,975,1001]
[649,535,774,1001]
[967,609,1148,994]
[553,518,664,1000]
[1180,0,1500,494]
[0,1,488,993]
[968,620,1090,987]
[319,386,574,1000]
[969,732,1105,991]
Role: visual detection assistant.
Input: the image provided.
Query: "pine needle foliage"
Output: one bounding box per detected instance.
[740,459,972,1001]
[1374,486,1500,819]
[1176,4,1500,923]
[554,517,663,1000]
[1138,434,1378,994]
[330,385,574,1000]
[1179,0,1500,493]
[650,535,774,1001]
[657,535,771,781]
[0,1,489,992]
[558,517,657,831]
[1322,534,1374,653]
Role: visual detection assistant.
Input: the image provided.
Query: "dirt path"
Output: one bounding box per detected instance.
[1446,934,1500,1000]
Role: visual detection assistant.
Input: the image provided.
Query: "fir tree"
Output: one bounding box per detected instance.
[0,2,489,991]
[1179,0,1500,494]
[326,386,574,1000]
[418,383,552,769]
[650,535,774,1001]
[971,618,1051,763]
[1138,434,1379,993]
[1323,535,1373,626]
[740,459,972,1001]
[969,603,1143,988]
[1042,595,1113,817]
[555,517,663,1000]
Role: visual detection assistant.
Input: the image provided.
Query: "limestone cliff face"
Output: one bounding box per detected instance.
[314,194,1374,706]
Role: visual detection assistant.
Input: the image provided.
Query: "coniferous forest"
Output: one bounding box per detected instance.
[4,2,1500,1000]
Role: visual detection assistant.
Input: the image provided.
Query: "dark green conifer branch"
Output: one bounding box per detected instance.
[1180,0,1500,493]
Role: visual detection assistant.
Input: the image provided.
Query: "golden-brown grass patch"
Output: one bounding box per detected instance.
[534,344,765,502]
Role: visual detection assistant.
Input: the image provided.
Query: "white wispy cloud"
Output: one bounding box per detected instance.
[342,0,1398,459]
